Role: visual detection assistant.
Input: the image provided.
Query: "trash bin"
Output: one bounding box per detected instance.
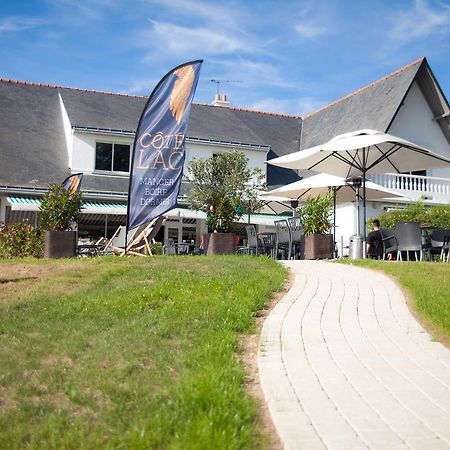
[349,235,363,259]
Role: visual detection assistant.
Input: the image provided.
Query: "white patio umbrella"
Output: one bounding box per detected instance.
[264,173,403,203]
[262,173,404,243]
[267,129,450,241]
[256,194,298,216]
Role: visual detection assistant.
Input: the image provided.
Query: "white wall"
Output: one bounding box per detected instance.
[71,132,268,181]
[333,200,388,257]
[0,196,6,224]
[185,142,268,175]
[71,132,134,173]
[388,81,450,179]
[59,93,73,168]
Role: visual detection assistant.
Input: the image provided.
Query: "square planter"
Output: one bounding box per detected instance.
[44,230,76,258]
[206,232,235,255]
[303,234,333,260]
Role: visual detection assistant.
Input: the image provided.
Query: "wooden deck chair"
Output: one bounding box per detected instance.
[97,226,125,255]
[113,216,166,256]
[125,216,166,256]
[99,225,139,255]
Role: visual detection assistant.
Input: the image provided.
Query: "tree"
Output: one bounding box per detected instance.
[186,151,265,232]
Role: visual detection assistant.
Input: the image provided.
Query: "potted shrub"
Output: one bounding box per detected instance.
[186,150,264,255]
[298,191,334,259]
[40,184,83,258]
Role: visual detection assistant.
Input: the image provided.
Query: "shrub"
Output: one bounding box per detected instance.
[0,223,44,258]
[370,201,450,230]
[40,184,83,231]
[150,242,163,255]
[298,192,333,235]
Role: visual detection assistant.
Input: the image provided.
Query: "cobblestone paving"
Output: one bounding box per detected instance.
[258,261,450,450]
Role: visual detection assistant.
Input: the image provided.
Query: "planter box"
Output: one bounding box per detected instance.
[303,234,333,260]
[206,232,235,255]
[44,230,76,258]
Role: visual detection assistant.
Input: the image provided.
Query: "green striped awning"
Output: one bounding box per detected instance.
[6,196,291,226]
[7,196,127,215]
[7,196,41,209]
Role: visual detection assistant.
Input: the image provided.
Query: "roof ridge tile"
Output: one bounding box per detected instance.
[194,102,302,119]
[0,77,148,99]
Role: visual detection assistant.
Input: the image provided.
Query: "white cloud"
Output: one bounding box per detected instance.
[49,0,121,21]
[390,0,450,43]
[294,22,328,39]
[148,0,242,28]
[147,20,249,55]
[126,78,160,94]
[249,95,326,116]
[211,58,300,90]
[0,17,44,32]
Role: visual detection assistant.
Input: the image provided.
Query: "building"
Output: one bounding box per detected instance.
[1,57,449,250]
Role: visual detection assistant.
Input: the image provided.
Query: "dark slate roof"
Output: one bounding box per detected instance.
[57,88,303,188]
[80,174,129,193]
[2,57,447,195]
[59,87,301,152]
[60,88,146,132]
[187,104,302,187]
[0,81,69,188]
[300,58,424,149]
[0,79,302,190]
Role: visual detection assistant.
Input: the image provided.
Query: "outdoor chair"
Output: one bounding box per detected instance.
[177,242,190,255]
[287,216,304,259]
[127,215,165,255]
[259,232,276,258]
[163,238,177,255]
[380,228,397,260]
[441,236,450,262]
[105,216,165,256]
[245,225,263,256]
[394,222,423,261]
[100,225,128,255]
[274,219,292,260]
[428,229,450,261]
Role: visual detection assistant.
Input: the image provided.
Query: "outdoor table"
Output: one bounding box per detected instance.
[174,242,197,255]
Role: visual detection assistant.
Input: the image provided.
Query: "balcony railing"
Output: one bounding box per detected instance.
[370,173,450,200]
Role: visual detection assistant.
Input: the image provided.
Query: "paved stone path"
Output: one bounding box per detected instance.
[258,261,450,450]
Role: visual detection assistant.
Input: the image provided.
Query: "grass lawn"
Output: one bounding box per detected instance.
[340,260,450,341]
[0,255,287,449]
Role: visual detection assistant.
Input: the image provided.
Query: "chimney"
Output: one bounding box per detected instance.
[212,93,229,107]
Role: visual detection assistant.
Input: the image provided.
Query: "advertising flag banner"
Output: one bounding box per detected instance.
[127,60,203,231]
[62,173,83,193]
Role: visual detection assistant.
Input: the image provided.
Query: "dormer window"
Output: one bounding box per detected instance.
[95,142,131,172]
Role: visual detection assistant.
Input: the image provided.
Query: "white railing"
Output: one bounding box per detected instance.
[370,173,450,199]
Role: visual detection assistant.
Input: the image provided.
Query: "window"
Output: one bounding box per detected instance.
[95,142,131,172]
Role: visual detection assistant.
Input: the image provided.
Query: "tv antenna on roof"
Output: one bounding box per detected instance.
[210,79,242,96]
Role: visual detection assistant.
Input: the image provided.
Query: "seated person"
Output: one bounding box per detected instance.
[366,219,383,259]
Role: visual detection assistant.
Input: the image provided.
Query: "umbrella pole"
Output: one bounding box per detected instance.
[355,186,360,237]
[333,188,336,257]
[363,175,367,258]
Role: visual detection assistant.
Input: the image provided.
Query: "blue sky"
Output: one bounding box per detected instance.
[1,0,450,116]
